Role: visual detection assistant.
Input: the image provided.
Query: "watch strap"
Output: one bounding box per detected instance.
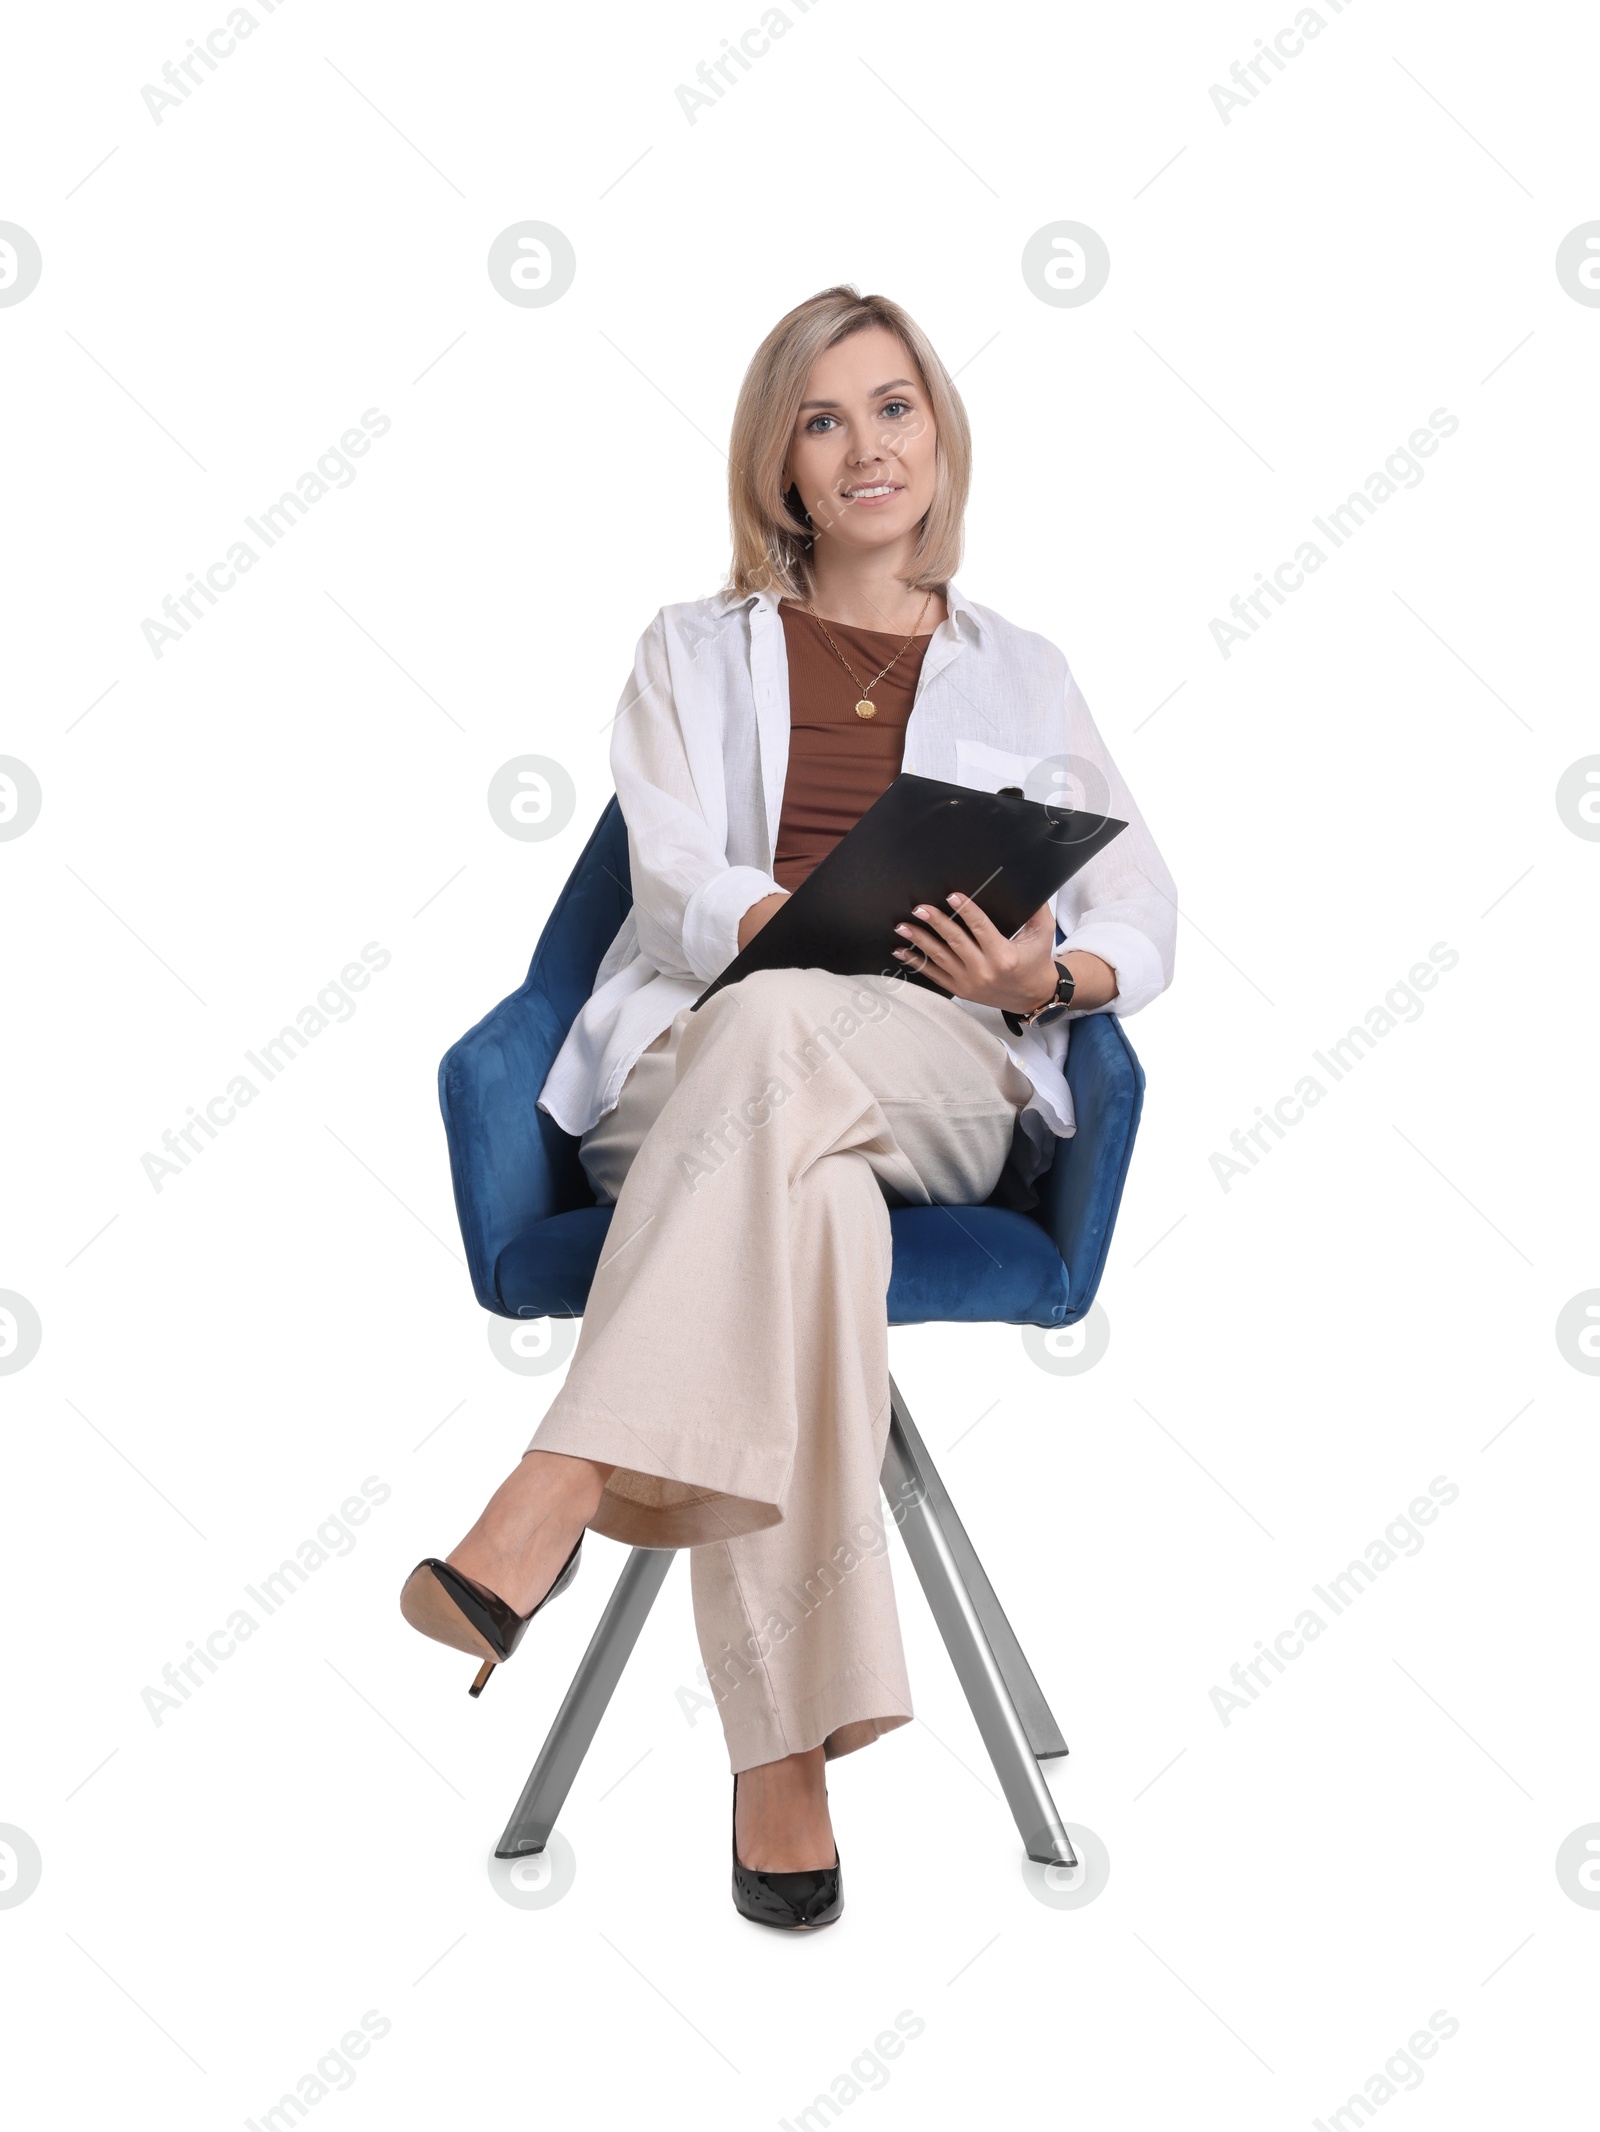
[1002,960,1075,1036]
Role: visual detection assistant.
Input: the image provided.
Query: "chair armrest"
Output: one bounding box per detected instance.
[1036,1012,1145,1322]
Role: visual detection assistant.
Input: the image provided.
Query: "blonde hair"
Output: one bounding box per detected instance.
[725,285,971,601]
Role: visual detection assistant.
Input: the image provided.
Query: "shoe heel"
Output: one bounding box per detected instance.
[401,1535,584,1689]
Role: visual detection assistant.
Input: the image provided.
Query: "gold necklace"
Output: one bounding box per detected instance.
[797,590,934,720]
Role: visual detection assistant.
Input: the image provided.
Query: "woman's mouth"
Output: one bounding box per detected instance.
[841,482,903,506]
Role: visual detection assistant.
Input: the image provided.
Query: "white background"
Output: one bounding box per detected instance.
[3,0,1597,2125]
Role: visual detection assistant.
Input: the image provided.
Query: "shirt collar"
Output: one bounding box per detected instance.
[720,577,981,640]
[943,580,981,640]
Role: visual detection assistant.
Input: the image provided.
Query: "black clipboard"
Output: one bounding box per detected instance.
[693,772,1126,1009]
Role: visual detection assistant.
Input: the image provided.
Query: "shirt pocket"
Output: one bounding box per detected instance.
[955,734,1111,819]
[951,739,1069,941]
[952,737,1043,796]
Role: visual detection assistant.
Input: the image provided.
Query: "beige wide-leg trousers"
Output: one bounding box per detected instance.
[527,968,1032,1774]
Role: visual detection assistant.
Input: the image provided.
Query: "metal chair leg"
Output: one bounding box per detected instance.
[492,1388,1075,1867]
[495,1545,676,1858]
[887,1378,1069,1759]
[881,1376,1078,1867]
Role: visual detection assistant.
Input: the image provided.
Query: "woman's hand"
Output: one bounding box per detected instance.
[893,894,1116,1016]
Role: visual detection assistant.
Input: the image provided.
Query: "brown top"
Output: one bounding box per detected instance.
[772,600,935,892]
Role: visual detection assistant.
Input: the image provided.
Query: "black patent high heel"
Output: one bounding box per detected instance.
[730,1771,844,1930]
[399,1534,583,1696]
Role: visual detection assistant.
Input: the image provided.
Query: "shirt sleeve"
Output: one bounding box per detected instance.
[609,612,781,985]
[1052,660,1177,1018]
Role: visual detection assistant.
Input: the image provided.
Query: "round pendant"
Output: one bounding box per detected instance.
[855,699,876,720]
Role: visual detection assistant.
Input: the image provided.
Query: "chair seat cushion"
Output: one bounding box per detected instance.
[493,1202,1072,1329]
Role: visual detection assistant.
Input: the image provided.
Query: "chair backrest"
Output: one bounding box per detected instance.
[437,802,630,1309]
[519,796,633,1215]
[524,797,634,1066]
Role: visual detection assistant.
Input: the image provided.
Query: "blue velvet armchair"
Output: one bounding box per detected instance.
[440,797,1144,1332]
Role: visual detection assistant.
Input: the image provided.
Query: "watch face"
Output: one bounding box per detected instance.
[1034,964,1075,1025]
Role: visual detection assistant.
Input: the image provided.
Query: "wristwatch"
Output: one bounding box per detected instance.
[1003,960,1076,1036]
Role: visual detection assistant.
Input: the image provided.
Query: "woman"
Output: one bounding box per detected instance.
[401,286,1176,1928]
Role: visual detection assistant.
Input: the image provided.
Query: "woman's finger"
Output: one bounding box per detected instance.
[908,902,976,955]
[893,947,957,990]
[897,914,972,967]
[894,926,965,980]
[896,925,960,976]
[946,892,1001,944]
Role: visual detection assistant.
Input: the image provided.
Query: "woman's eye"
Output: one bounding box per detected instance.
[881,400,912,419]
[804,414,837,433]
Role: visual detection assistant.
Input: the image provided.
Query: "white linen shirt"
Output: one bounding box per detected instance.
[538,581,1177,1176]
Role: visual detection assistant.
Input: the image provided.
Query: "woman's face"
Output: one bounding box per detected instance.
[783,325,939,561]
